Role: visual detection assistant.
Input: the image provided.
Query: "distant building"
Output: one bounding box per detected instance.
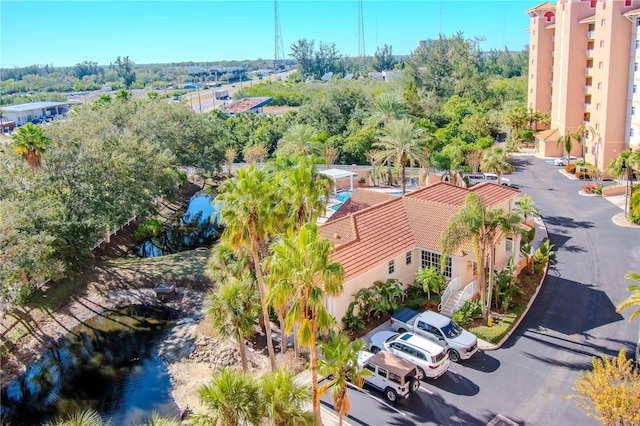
[219,97,272,114]
[321,72,334,82]
[417,38,437,49]
[2,101,69,126]
[526,0,640,170]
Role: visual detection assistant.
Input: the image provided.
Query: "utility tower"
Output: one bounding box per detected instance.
[274,0,285,70]
[357,0,366,73]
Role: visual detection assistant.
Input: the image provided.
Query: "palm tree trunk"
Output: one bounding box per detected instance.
[294,324,300,358]
[401,165,406,194]
[487,248,495,315]
[238,336,248,371]
[250,230,277,371]
[310,320,322,426]
[479,252,488,321]
[277,310,287,354]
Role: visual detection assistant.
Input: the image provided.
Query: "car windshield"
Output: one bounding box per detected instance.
[441,321,462,338]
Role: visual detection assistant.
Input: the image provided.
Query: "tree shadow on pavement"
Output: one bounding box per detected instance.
[426,370,479,396]
[541,215,595,230]
[457,351,500,373]
[547,232,585,253]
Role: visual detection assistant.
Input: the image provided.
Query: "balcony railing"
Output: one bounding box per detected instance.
[584,102,591,110]
[586,67,593,75]
[587,30,595,39]
[586,49,594,57]
[584,85,592,93]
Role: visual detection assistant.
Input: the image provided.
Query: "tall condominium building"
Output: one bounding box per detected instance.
[526,0,640,171]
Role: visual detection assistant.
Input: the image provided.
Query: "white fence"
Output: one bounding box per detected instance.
[449,279,479,315]
[438,277,460,312]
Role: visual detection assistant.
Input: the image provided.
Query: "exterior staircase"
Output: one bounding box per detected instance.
[438,279,479,318]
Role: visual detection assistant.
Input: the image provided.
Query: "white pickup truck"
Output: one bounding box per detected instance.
[389,308,479,362]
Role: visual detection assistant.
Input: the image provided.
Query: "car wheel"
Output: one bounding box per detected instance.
[384,387,398,403]
[416,366,426,380]
[370,346,381,354]
[398,328,407,333]
[448,349,461,363]
[410,378,420,392]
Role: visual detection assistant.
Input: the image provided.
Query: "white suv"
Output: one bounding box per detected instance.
[467,173,511,187]
[369,331,450,380]
[357,350,421,402]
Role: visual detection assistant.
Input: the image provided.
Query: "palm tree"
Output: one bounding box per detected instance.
[609,150,640,218]
[208,277,260,371]
[195,367,263,426]
[481,147,514,185]
[556,130,583,164]
[140,413,181,426]
[277,124,320,157]
[503,106,528,148]
[515,195,539,223]
[259,368,313,426]
[366,92,409,127]
[367,92,410,186]
[45,409,108,426]
[616,272,640,321]
[374,118,427,194]
[216,165,278,370]
[440,193,522,320]
[318,333,370,426]
[0,108,6,133]
[277,155,330,230]
[415,266,443,300]
[11,122,52,170]
[616,272,640,374]
[114,89,131,101]
[268,224,344,425]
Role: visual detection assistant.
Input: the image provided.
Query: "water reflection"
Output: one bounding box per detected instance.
[1,306,180,425]
[137,194,223,257]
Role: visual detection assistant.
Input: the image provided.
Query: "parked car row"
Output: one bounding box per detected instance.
[356,309,480,403]
[466,172,512,187]
[553,156,582,166]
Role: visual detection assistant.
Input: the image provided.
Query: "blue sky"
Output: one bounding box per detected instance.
[1,1,536,68]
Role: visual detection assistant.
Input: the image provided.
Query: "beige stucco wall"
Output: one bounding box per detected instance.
[528,8,555,113]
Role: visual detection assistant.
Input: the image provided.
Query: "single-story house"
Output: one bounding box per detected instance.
[319,182,521,322]
[534,128,582,158]
[2,101,69,126]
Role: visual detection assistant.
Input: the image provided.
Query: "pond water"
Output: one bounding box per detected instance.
[1,306,181,425]
[137,193,222,257]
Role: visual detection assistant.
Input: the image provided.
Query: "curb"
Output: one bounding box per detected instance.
[612,212,640,229]
[479,217,550,351]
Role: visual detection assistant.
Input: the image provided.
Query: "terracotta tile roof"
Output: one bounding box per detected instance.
[327,189,397,222]
[579,14,596,23]
[525,2,556,13]
[624,7,640,16]
[320,182,520,281]
[534,128,559,141]
[470,182,521,206]
[321,197,415,281]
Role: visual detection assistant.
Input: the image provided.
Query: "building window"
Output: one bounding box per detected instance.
[637,17,640,26]
[600,40,605,48]
[406,251,412,266]
[599,61,604,70]
[506,238,514,253]
[636,63,639,72]
[421,250,451,279]
[634,84,638,94]
[597,82,603,90]
[595,123,600,131]
[633,106,636,116]
[636,40,640,49]
[601,19,605,27]
[626,0,632,6]
[631,128,635,137]
[388,260,395,275]
[597,103,601,111]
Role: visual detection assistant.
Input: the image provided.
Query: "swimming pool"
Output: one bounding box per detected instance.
[335,191,353,202]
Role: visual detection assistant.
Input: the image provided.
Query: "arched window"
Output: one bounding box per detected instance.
[544,11,555,23]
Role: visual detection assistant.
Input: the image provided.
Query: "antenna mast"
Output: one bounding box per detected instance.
[358,0,366,73]
[274,0,285,70]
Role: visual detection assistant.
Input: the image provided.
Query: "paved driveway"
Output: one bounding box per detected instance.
[322,156,640,425]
